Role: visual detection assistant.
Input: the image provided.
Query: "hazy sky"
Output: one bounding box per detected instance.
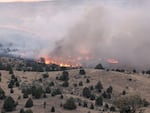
[0,0,46,2]
[0,0,150,69]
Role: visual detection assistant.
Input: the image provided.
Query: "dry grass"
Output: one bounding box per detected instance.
[0,69,150,113]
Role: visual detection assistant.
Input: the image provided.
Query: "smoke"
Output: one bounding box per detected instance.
[0,0,150,69]
[51,0,150,69]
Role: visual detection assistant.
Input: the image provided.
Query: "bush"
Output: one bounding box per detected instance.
[20,108,25,113]
[62,81,69,87]
[59,71,69,81]
[3,96,16,111]
[114,95,148,113]
[9,66,14,74]
[45,87,51,94]
[90,94,96,100]
[51,88,62,96]
[95,81,103,91]
[24,109,33,113]
[42,73,49,78]
[0,87,5,99]
[8,82,13,89]
[15,81,20,87]
[32,86,43,99]
[51,106,55,112]
[82,87,91,98]
[95,96,103,106]
[79,69,86,75]
[25,98,33,108]
[102,91,111,99]
[83,101,88,107]
[95,63,104,69]
[23,91,29,99]
[10,88,14,93]
[122,90,126,95]
[90,103,94,109]
[110,106,116,112]
[86,79,90,83]
[79,81,83,86]
[64,98,77,110]
[104,103,109,110]
[106,86,113,94]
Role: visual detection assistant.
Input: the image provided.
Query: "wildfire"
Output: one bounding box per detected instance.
[107,58,119,64]
[37,56,81,67]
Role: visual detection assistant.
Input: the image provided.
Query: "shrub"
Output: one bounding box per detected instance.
[42,73,49,78]
[45,87,51,94]
[15,81,20,87]
[79,69,86,75]
[90,94,96,100]
[79,81,83,86]
[104,103,109,109]
[3,96,16,111]
[83,101,88,107]
[90,85,94,90]
[20,108,25,113]
[9,67,14,75]
[86,79,90,83]
[82,87,91,98]
[49,82,55,86]
[25,98,33,108]
[110,106,116,112]
[106,86,113,94]
[24,109,33,113]
[95,81,103,91]
[8,82,13,89]
[51,106,55,112]
[23,91,29,99]
[114,95,148,113]
[95,96,103,106]
[64,98,77,110]
[0,87,5,99]
[90,103,94,109]
[122,90,126,95]
[60,95,64,99]
[59,71,69,81]
[32,86,43,99]
[10,88,14,93]
[102,91,111,99]
[95,63,104,69]
[51,88,62,96]
[62,81,69,87]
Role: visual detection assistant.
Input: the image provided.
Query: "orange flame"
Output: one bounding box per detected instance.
[107,58,119,64]
[37,56,81,67]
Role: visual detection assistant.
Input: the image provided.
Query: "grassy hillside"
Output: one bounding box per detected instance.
[0,69,150,113]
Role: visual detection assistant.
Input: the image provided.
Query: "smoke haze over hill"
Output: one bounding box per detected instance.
[0,0,150,69]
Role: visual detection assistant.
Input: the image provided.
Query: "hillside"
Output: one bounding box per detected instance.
[0,69,150,113]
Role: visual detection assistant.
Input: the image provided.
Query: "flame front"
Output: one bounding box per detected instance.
[37,56,81,67]
[107,58,119,64]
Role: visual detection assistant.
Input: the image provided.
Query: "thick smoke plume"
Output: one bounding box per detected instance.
[0,0,150,69]
[51,0,150,69]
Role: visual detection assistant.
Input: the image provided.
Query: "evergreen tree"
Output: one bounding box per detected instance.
[95,81,103,91]
[79,69,86,75]
[0,87,5,99]
[82,87,91,98]
[64,98,77,110]
[3,96,16,111]
[95,96,103,106]
[51,106,55,112]
[25,98,33,108]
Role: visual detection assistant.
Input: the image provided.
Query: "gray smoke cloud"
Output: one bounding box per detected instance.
[51,0,150,69]
[0,0,150,69]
